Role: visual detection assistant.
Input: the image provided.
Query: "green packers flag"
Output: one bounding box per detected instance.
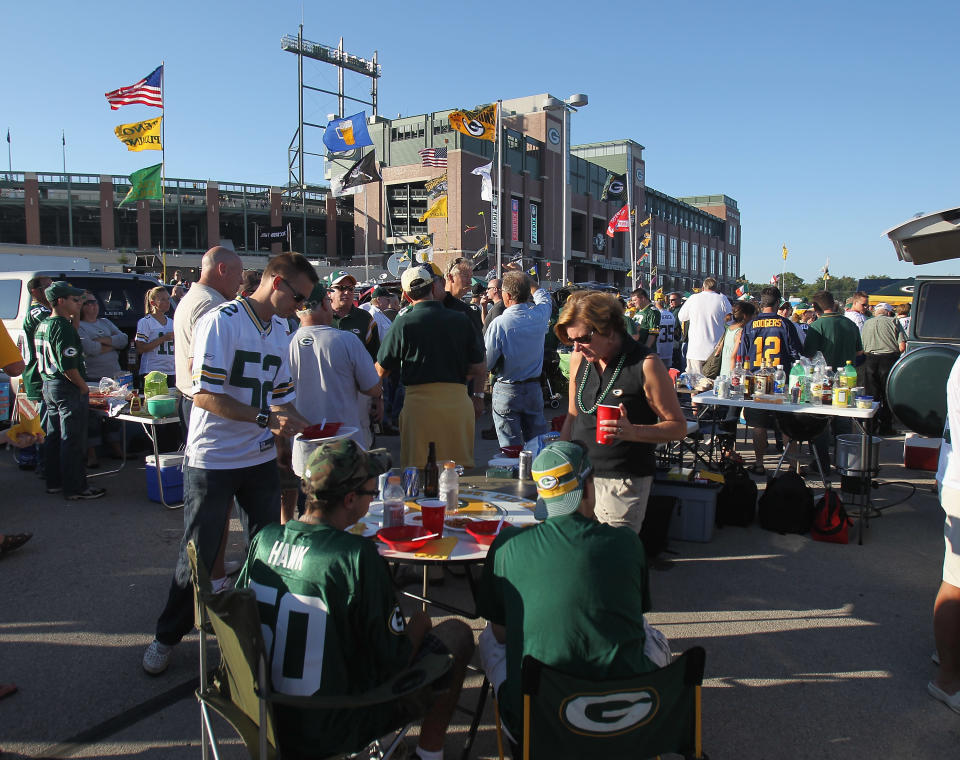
[118,163,162,207]
[601,172,627,202]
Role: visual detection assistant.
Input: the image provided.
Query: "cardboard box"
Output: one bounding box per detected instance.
[652,479,721,543]
[904,433,940,472]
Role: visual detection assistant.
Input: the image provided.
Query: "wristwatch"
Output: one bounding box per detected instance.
[471,392,485,399]
[255,411,270,428]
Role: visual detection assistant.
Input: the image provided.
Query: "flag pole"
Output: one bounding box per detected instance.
[62,130,73,247]
[159,61,167,282]
[495,99,503,278]
[626,155,636,293]
[363,184,369,283]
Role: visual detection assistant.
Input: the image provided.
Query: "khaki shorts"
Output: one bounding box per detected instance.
[942,484,960,588]
[592,475,654,532]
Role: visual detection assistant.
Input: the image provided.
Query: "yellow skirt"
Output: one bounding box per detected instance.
[400,383,475,469]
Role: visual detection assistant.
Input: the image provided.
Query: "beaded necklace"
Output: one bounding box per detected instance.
[576,353,626,415]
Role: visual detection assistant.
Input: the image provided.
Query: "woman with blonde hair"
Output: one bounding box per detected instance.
[135,286,176,387]
[557,291,687,530]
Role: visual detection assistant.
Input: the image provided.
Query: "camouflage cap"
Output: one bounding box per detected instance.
[297,281,328,312]
[302,438,391,498]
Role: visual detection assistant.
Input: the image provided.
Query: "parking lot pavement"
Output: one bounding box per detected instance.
[2,424,957,759]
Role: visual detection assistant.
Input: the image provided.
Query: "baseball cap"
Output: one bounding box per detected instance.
[371,286,390,298]
[329,271,357,287]
[302,438,392,499]
[401,263,442,293]
[873,302,893,313]
[45,281,85,302]
[297,282,328,311]
[531,441,593,520]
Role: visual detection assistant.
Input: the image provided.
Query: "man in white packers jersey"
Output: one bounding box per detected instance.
[143,252,317,675]
[657,304,676,365]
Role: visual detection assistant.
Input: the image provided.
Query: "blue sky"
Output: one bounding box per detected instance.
[3,0,958,281]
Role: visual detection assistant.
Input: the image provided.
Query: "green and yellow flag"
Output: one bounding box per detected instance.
[448,104,497,141]
[118,164,162,207]
[113,116,162,152]
[419,196,447,222]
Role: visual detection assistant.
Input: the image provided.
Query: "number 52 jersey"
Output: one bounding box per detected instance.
[185,297,296,469]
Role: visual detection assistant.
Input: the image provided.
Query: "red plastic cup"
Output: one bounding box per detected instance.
[596,404,621,445]
[419,499,446,537]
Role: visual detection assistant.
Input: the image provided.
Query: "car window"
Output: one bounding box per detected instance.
[915,281,960,342]
[0,281,23,320]
[68,277,156,328]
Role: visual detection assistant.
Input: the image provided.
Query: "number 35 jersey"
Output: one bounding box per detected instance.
[737,313,803,373]
[185,297,295,469]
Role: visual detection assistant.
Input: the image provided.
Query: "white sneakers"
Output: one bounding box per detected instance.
[142,640,173,675]
[927,681,960,714]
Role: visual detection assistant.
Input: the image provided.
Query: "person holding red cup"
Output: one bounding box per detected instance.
[555,291,687,531]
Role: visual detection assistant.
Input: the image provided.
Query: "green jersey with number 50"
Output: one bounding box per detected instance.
[34,315,85,382]
[237,521,411,759]
[185,297,295,469]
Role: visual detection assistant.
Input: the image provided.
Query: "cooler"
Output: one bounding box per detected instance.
[652,478,721,542]
[145,454,184,503]
[903,433,940,472]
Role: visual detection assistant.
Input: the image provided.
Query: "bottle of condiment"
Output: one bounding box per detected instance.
[423,442,439,498]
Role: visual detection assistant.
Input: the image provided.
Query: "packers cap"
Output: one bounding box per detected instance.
[297,282,328,311]
[302,438,391,499]
[329,271,357,287]
[531,441,593,519]
[45,281,85,302]
[401,264,442,293]
[371,286,391,298]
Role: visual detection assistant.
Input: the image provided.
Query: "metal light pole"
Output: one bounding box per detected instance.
[542,94,587,287]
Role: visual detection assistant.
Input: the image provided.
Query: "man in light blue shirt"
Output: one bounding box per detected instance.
[485,270,552,447]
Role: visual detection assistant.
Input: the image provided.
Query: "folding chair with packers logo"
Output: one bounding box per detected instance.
[504,646,707,760]
[187,542,453,760]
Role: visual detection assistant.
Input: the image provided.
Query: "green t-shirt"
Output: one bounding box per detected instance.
[634,304,662,345]
[376,300,484,386]
[22,300,51,400]
[34,315,85,382]
[861,315,905,354]
[237,521,411,758]
[802,312,863,368]
[476,513,656,733]
[332,306,380,361]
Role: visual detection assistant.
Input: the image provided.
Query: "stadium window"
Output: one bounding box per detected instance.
[657,234,666,266]
[692,244,699,271]
[680,240,688,270]
[669,237,678,268]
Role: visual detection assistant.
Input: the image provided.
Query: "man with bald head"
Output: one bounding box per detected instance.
[174,246,244,426]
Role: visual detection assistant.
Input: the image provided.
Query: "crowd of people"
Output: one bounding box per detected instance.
[4,247,956,746]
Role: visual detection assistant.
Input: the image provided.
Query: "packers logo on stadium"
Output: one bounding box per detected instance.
[537,475,558,490]
[64,347,78,358]
[299,336,314,346]
[389,605,405,635]
[560,689,659,736]
[465,118,486,137]
[608,179,625,196]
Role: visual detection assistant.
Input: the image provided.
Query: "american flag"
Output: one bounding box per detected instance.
[104,65,164,110]
[418,147,447,168]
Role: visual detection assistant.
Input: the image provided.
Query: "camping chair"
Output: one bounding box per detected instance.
[187,542,453,760]
[498,646,706,760]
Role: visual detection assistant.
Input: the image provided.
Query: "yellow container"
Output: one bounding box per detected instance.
[833,386,850,407]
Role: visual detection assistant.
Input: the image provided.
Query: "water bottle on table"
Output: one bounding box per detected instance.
[382,475,405,529]
[439,461,459,512]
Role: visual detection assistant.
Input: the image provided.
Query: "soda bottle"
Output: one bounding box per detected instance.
[774,364,787,395]
[789,362,805,392]
[423,442,439,498]
[822,367,834,405]
[439,462,459,512]
[382,475,405,529]
[842,360,858,389]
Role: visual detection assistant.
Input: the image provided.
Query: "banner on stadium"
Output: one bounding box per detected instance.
[113,116,163,152]
[259,226,289,243]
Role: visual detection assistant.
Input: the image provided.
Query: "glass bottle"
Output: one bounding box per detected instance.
[423,442,439,498]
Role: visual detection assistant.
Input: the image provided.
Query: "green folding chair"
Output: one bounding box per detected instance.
[187,542,453,760]
[513,646,707,760]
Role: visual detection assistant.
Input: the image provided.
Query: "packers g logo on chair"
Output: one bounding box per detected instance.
[559,688,660,736]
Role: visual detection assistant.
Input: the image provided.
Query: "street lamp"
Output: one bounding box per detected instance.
[542,93,588,287]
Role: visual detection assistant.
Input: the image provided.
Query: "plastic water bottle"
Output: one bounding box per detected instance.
[439,461,459,512]
[773,365,786,395]
[382,475,405,529]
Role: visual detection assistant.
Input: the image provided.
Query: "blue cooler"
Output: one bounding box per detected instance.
[145,454,184,503]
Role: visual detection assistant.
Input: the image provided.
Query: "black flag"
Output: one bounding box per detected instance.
[339,151,382,192]
[600,172,627,203]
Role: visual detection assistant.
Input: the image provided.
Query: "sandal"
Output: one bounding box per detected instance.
[0,533,33,556]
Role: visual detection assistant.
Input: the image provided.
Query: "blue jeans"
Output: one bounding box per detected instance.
[43,379,89,496]
[492,380,547,448]
[383,375,404,426]
[154,459,280,645]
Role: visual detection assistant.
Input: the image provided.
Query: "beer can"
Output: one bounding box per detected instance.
[518,450,534,481]
[402,466,421,498]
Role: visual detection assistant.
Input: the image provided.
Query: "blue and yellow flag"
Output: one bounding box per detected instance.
[322,112,374,153]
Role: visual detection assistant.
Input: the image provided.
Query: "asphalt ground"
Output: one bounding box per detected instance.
[1,410,958,759]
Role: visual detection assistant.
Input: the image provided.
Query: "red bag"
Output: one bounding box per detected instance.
[811,491,853,544]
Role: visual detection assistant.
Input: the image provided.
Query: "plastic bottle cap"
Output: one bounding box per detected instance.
[388,475,401,483]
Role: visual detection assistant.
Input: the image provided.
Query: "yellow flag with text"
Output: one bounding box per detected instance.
[419,196,448,222]
[113,116,163,152]
[448,104,497,141]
